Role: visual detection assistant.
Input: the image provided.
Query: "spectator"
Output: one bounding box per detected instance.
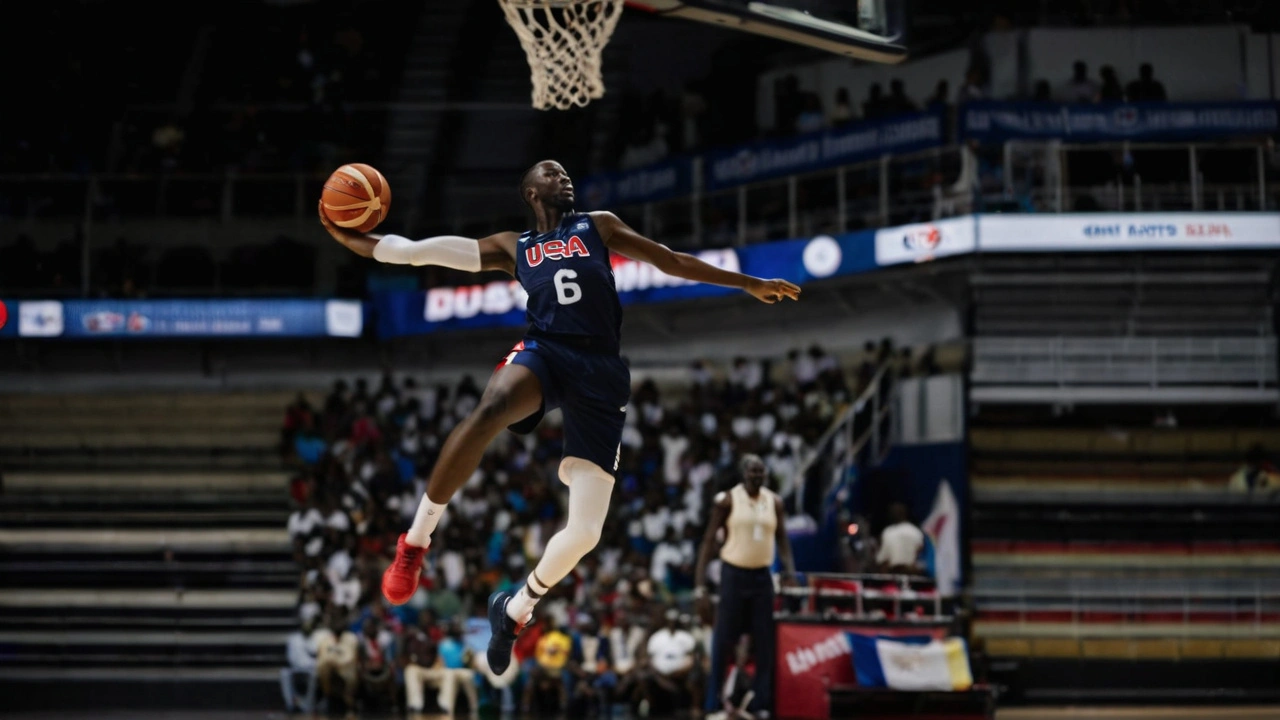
[639,607,702,717]
[1065,61,1099,104]
[288,496,325,560]
[330,563,363,613]
[790,348,818,394]
[439,621,480,717]
[1229,443,1279,493]
[774,74,802,135]
[829,88,854,126]
[957,70,984,105]
[1099,65,1124,102]
[795,93,825,134]
[525,619,571,715]
[1126,63,1167,102]
[568,613,616,716]
[876,502,925,575]
[1032,80,1053,103]
[862,83,886,119]
[314,612,359,716]
[402,610,450,716]
[650,527,688,589]
[887,79,917,114]
[609,611,647,684]
[679,82,708,152]
[294,416,327,466]
[926,80,950,112]
[280,617,319,715]
[357,617,398,713]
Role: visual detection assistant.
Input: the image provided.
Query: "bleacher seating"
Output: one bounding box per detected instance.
[0,393,296,710]
[970,422,1280,669]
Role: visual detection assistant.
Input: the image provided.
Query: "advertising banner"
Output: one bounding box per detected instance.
[961,101,1280,143]
[4,299,364,339]
[775,621,949,720]
[578,157,694,208]
[977,212,1280,252]
[704,110,945,192]
[372,231,879,338]
[874,216,977,266]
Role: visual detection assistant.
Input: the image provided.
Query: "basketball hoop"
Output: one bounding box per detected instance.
[498,0,624,110]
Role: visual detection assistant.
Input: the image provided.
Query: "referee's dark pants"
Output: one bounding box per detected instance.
[705,562,775,714]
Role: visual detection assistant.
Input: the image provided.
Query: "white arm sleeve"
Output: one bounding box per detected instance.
[371,234,483,271]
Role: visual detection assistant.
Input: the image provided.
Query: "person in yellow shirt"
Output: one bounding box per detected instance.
[524,622,572,714]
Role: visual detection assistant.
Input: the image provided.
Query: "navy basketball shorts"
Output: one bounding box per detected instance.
[495,336,630,475]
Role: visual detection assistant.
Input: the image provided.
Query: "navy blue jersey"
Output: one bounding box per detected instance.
[515,212,622,353]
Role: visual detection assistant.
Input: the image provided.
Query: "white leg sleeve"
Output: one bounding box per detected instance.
[535,457,615,587]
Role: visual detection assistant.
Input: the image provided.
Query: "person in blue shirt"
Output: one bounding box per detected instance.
[437,621,479,717]
[568,614,616,717]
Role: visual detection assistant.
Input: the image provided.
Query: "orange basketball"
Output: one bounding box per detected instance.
[321,163,391,233]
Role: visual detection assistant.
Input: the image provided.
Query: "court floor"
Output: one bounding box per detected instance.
[6,709,1280,720]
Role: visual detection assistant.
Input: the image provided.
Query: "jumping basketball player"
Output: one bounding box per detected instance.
[318,159,800,675]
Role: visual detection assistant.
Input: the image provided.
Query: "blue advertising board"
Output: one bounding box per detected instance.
[961,101,1280,142]
[2,299,365,339]
[578,157,694,208]
[704,110,945,192]
[372,231,878,338]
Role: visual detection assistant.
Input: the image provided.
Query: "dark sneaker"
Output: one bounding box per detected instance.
[486,590,525,675]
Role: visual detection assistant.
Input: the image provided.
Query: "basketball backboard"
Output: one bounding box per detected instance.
[626,0,907,63]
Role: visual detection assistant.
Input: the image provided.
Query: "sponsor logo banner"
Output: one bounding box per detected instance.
[7,300,363,339]
[776,622,948,720]
[373,231,880,338]
[977,213,1280,251]
[875,217,977,266]
[705,110,944,192]
[962,101,1280,142]
[18,300,65,337]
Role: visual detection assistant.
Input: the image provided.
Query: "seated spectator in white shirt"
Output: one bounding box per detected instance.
[331,565,363,612]
[650,529,686,588]
[876,502,925,574]
[281,617,319,714]
[640,609,703,716]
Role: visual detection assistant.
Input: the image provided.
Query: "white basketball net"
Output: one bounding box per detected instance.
[498,0,624,110]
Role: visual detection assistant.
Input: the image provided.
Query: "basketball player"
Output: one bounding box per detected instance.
[317,159,800,675]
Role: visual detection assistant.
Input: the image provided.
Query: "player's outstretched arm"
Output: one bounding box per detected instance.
[318,201,518,275]
[592,211,800,304]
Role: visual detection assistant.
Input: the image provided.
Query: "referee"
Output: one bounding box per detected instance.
[695,454,797,720]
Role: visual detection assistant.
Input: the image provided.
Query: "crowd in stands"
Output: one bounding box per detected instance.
[615,56,1170,171]
[276,342,927,716]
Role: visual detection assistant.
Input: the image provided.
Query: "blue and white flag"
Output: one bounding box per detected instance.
[848,635,973,691]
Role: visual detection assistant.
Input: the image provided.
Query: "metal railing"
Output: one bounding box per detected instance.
[5,140,1273,236]
[999,140,1273,213]
[975,587,1280,636]
[777,572,950,621]
[789,362,897,520]
[972,337,1278,388]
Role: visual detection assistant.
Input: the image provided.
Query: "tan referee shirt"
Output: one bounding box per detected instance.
[719,483,778,570]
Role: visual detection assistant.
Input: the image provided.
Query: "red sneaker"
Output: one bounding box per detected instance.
[381,533,428,605]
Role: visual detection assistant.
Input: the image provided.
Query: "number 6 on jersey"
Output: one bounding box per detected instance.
[554,269,582,305]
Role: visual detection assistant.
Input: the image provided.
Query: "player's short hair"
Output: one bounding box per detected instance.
[519,162,546,207]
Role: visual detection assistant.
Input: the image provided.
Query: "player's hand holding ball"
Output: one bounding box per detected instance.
[318,163,391,257]
[746,277,801,304]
